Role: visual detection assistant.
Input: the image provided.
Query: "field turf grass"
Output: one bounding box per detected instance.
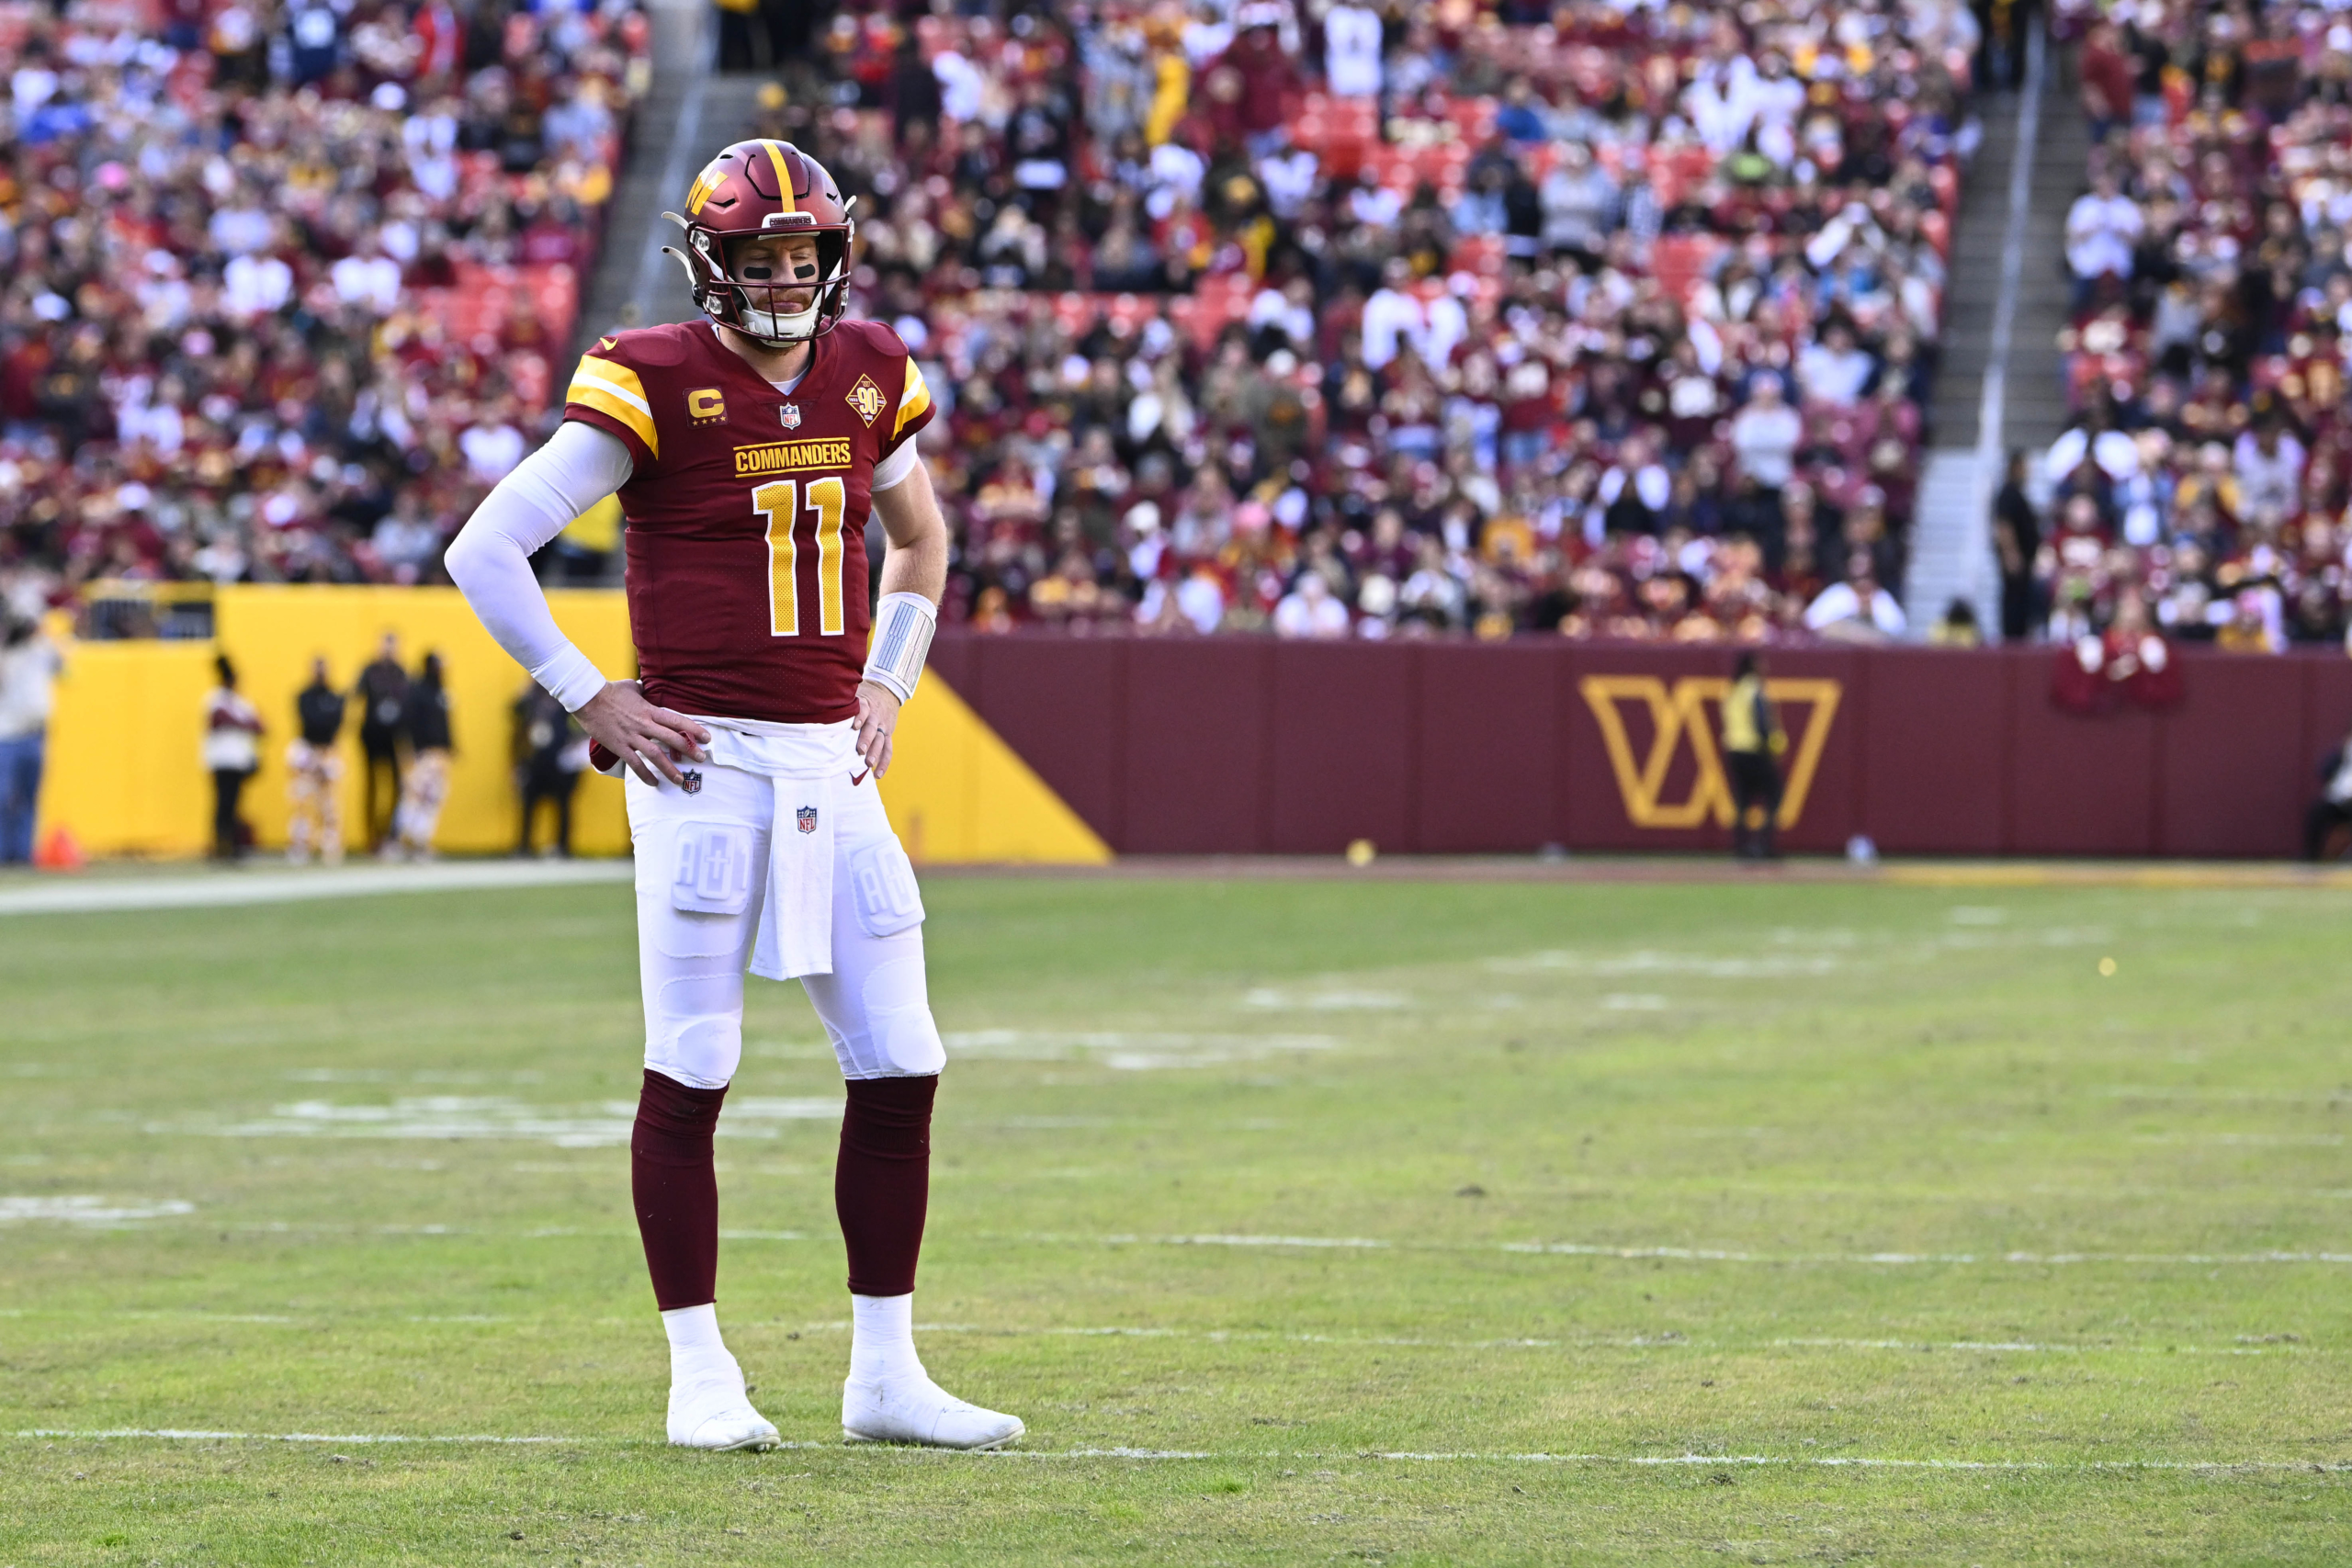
[4,868,2350,1564]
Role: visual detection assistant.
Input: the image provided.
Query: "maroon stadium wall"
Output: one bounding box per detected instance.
[928,634,2352,859]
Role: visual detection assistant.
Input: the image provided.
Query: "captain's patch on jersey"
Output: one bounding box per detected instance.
[687,389,726,424]
[732,437,854,478]
[845,373,887,426]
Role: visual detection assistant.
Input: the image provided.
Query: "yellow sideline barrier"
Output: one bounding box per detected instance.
[35,585,1107,866]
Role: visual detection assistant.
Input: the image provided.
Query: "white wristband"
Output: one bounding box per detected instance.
[863,592,937,705]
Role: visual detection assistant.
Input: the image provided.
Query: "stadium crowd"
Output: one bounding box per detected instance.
[766,0,1982,641]
[0,0,650,626]
[2041,0,2352,652]
[1,0,1999,646]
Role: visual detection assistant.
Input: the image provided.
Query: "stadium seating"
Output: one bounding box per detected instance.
[7,0,2006,652]
[2039,7,2352,650]
[775,0,1982,642]
[0,0,650,613]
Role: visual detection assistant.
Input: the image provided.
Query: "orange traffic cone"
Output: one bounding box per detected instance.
[33,826,85,872]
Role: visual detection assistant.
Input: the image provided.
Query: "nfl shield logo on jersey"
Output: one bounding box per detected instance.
[681,769,704,795]
[796,805,819,834]
[778,402,801,430]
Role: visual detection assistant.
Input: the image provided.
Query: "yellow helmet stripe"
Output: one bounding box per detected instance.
[760,140,797,215]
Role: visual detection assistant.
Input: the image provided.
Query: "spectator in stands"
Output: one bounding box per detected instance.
[2065,167,2143,306]
[1322,2,1382,99]
[288,658,346,866]
[1796,320,1878,409]
[202,655,263,863]
[2079,20,2138,142]
[356,635,408,852]
[2306,725,2352,863]
[0,615,61,864]
[1806,557,1910,642]
[1273,570,1351,638]
[1730,378,1803,494]
[1928,598,1985,646]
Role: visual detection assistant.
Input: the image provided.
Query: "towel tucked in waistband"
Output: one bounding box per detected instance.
[695,720,855,982]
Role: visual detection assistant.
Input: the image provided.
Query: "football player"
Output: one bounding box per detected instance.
[446,140,1020,1453]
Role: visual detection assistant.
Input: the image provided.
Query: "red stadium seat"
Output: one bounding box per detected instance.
[1450,233,1507,276]
[1650,235,1723,307]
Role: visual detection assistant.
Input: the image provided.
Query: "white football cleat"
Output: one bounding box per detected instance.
[667,1360,779,1452]
[842,1375,1024,1450]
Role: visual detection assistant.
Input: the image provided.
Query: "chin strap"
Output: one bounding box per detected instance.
[862,592,937,705]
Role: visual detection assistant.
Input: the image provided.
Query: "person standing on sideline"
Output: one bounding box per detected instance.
[202,655,264,861]
[2305,725,2352,862]
[1992,451,2041,642]
[1721,652,1786,861]
[513,682,586,856]
[288,658,347,863]
[391,651,453,860]
[0,615,62,863]
[355,634,409,851]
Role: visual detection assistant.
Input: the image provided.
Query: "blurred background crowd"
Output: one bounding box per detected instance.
[7,0,2347,651]
[1,0,1990,647]
[0,0,649,626]
[2040,0,2352,651]
[752,0,1981,642]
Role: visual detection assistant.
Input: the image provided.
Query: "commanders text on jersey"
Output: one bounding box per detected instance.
[732,438,857,478]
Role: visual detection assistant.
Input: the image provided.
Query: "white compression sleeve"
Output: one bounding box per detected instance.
[444,421,635,711]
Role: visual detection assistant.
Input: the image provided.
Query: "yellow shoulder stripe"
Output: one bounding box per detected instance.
[568,354,658,457]
[762,139,797,214]
[893,361,933,440]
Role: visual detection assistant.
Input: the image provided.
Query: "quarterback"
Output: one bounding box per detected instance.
[446,140,1019,1452]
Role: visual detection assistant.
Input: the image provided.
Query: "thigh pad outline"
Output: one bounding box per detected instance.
[673,822,757,916]
[848,838,924,939]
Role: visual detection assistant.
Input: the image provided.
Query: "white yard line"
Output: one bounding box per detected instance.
[0,859,631,916]
[10,1430,2344,1472]
[3,1310,2308,1358]
[35,1214,2352,1268]
[1079,1234,2352,1267]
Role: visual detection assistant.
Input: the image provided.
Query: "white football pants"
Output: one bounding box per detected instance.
[626,760,944,1089]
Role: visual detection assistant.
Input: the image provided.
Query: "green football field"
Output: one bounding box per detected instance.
[4,865,2350,1564]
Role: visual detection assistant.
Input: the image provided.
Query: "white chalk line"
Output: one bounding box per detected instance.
[33,1217,2352,1268]
[1498,1240,2352,1266]
[6,1309,2308,1359]
[1069,1234,2352,1267]
[11,1431,2346,1474]
[0,859,631,916]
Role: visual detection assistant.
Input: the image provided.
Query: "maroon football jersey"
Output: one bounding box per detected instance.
[562,317,933,724]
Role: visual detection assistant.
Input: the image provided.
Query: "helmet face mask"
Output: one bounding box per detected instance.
[662,141,854,348]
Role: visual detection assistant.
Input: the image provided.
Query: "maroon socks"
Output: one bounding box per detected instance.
[630,1069,728,1311]
[631,1068,939,1308]
[835,1074,939,1297]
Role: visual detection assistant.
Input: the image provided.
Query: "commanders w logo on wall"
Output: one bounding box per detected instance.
[1579,676,1841,829]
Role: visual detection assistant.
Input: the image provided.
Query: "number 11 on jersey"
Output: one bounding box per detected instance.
[755,477,848,637]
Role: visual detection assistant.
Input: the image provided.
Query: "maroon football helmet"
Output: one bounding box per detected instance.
[662,139,854,346]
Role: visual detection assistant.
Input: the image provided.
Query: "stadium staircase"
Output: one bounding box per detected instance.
[573,0,771,349]
[1906,29,2085,636]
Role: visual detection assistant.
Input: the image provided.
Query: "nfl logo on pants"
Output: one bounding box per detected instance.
[797,806,819,834]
